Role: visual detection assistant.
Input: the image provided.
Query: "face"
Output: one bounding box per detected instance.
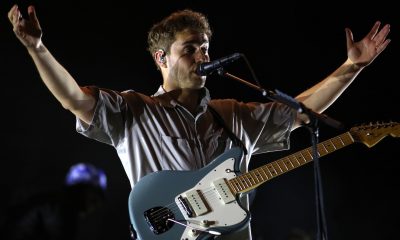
[163,29,210,91]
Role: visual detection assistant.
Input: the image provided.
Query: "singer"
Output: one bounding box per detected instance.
[8,4,391,240]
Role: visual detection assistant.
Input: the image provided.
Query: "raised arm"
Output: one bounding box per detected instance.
[8,4,96,124]
[293,21,391,129]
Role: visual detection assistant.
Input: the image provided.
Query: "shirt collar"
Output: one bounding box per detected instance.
[152,85,211,109]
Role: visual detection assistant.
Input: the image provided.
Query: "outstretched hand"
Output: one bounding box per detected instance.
[346,21,391,68]
[8,4,42,49]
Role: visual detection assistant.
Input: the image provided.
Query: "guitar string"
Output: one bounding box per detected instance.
[149,156,313,223]
[150,147,322,222]
[149,135,334,221]
[148,172,271,222]
[150,160,304,223]
[148,138,310,220]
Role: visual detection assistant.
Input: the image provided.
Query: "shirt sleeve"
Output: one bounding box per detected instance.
[251,102,297,154]
[210,99,297,155]
[76,86,127,147]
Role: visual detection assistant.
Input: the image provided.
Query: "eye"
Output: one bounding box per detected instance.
[201,47,209,56]
[183,46,196,54]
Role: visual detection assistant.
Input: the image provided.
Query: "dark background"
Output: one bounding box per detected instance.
[1,0,399,240]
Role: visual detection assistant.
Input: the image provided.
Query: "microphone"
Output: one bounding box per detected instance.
[196,53,242,76]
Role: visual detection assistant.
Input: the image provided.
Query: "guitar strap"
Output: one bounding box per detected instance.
[208,105,257,207]
[207,105,248,155]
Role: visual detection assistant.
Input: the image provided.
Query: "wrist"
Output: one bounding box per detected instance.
[27,41,47,54]
[345,58,364,72]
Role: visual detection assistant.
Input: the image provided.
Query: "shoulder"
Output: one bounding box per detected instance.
[210,99,295,119]
[209,98,275,111]
[87,88,156,106]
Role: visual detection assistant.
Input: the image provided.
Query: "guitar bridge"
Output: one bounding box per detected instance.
[143,207,174,235]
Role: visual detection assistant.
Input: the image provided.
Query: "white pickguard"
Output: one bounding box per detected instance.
[175,158,248,239]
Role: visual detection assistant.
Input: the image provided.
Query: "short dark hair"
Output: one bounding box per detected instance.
[147,9,212,57]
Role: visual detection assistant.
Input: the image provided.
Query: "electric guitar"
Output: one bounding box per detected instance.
[128,121,399,240]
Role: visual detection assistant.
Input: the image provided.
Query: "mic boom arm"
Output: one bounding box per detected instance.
[221,72,343,130]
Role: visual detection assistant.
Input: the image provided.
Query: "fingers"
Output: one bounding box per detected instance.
[8,5,22,36]
[345,28,354,49]
[376,39,391,55]
[367,21,381,40]
[8,5,39,26]
[369,22,391,55]
[28,5,37,20]
[28,5,40,28]
[7,4,16,22]
[374,23,391,46]
[8,4,21,26]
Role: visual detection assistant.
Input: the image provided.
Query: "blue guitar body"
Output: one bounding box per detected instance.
[128,147,250,240]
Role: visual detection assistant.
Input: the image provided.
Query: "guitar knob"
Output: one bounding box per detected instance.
[200,220,209,227]
[189,229,199,237]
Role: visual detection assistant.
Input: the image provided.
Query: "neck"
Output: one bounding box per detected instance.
[165,87,203,115]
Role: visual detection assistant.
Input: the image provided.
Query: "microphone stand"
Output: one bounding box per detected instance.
[220,70,344,240]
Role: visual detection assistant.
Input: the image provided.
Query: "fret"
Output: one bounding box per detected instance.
[245,175,253,188]
[235,177,246,191]
[303,149,313,160]
[236,178,245,191]
[249,171,260,184]
[307,148,320,159]
[322,140,336,153]
[258,167,270,180]
[240,175,250,188]
[283,157,294,170]
[251,168,264,182]
[318,143,328,156]
[306,148,320,160]
[295,153,306,164]
[277,159,288,172]
[265,164,277,177]
[337,135,345,146]
[227,180,238,194]
[331,136,345,149]
[300,150,312,162]
[261,166,273,178]
[246,173,256,185]
[299,151,306,162]
[342,132,355,145]
[271,162,283,174]
[230,178,243,192]
[257,168,268,181]
[290,155,301,166]
[328,139,337,150]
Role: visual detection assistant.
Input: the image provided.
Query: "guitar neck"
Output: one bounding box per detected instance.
[228,131,355,194]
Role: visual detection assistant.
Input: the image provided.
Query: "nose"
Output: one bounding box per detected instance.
[195,50,209,63]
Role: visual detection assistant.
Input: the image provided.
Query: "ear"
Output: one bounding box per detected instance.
[154,49,167,68]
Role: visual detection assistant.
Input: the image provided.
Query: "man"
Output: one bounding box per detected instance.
[8,4,390,240]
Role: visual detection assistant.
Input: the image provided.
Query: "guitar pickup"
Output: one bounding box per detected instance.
[181,189,210,217]
[212,178,235,204]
